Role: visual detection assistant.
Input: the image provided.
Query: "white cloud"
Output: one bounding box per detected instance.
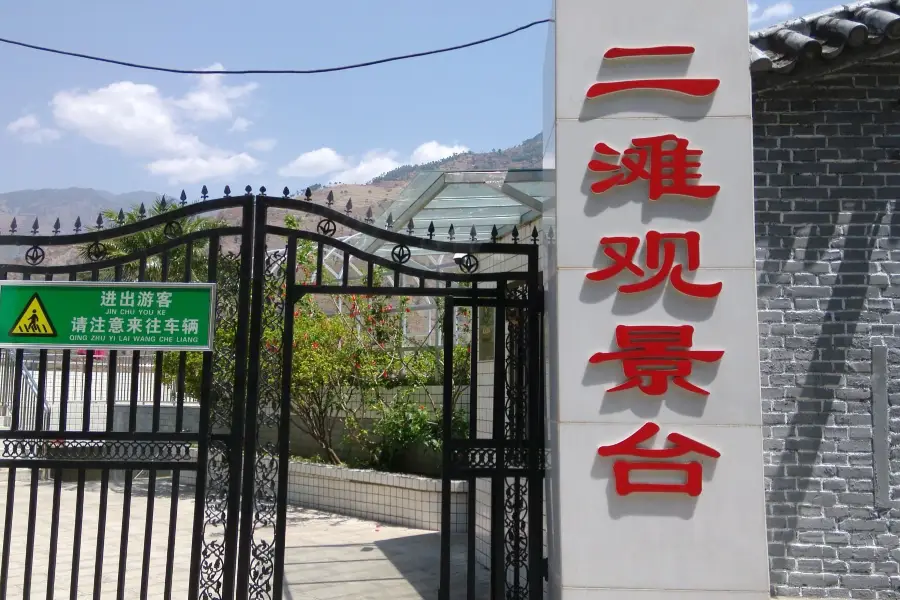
[332,150,402,184]
[278,148,350,178]
[748,1,794,25]
[173,64,257,122]
[279,140,470,184]
[147,153,260,185]
[246,138,277,152]
[6,114,61,144]
[48,67,261,184]
[53,82,205,156]
[229,117,252,132]
[409,141,468,164]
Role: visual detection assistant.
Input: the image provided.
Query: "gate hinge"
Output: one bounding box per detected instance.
[543,556,549,580]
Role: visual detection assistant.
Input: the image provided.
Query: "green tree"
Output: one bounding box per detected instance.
[79,195,223,282]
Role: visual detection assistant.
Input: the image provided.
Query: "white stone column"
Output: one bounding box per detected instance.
[544,1,770,598]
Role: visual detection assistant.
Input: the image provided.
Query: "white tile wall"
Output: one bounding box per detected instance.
[182,458,469,532]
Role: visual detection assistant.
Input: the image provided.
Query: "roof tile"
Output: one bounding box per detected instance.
[750,0,900,79]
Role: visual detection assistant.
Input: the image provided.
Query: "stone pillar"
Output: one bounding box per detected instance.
[543,1,770,598]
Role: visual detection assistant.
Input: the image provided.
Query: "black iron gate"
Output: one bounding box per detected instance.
[0,188,544,599]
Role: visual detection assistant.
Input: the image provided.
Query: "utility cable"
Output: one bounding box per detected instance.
[0,18,551,75]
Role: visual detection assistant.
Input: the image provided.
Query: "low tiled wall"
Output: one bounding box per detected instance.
[183,460,468,532]
[288,462,467,532]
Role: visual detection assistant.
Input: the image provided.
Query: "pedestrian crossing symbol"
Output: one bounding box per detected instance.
[9,293,56,337]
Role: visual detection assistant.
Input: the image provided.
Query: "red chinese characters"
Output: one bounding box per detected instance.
[587,45,719,100]
[587,44,726,498]
[586,231,722,298]
[589,136,720,200]
[598,422,720,496]
[589,325,723,396]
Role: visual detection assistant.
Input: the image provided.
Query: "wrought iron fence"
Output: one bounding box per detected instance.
[0,349,50,431]
[0,348,193,432]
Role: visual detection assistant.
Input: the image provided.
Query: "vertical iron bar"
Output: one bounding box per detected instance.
[91,265,118,600]
[315,242,324,285]
[176,242,192,433]
[164,465,180,600]
[166,241,193,600]
[117,259,146,599]
[47,465,63,600]
[0,348,23,598]
[69,269,100,600]
[235,198,268,600]
[23,348,47,598]
[342,251,349,286]
[115,471,133,600]
[272,238,297,600]
[467,291,479,599]
[188,235,219,600]
[526,261,543,600]
[48,273,73,599]
[438,297,455,600]
[222,202,254,600]
[140,253,168,600]
[491,281,508,599]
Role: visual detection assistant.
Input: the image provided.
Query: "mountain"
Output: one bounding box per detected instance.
[0,132,545,245]
[370,133,542,184]
[0,188,162,233]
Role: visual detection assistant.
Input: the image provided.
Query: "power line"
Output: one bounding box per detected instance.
[0,19,551,76]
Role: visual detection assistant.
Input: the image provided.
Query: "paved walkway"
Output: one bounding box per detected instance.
[0,470,487,599]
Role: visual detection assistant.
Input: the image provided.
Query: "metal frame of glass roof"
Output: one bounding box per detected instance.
[344,169,551,261]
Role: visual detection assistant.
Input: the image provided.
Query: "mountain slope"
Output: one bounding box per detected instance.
[0,188,161,232]
[370,133,542,184]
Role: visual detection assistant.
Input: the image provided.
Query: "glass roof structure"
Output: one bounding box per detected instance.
[343,169,552,264]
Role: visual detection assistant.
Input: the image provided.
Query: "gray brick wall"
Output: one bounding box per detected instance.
[754,59,900,599]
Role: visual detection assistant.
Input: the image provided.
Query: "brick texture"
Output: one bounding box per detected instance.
[754,60,900,599]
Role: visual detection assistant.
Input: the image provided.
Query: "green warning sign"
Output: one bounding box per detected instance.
[0,282,215,351]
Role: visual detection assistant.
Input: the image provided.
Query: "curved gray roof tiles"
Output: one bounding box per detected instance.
[750,0,900,81]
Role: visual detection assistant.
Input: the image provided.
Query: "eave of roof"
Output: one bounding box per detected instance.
[749,0,900,87]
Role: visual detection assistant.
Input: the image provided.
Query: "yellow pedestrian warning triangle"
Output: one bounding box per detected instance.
[9,293,56,337]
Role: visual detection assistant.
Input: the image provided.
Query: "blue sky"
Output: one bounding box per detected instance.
[1,0,834,195]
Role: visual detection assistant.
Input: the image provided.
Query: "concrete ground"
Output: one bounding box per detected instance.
[0,470,488,599]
